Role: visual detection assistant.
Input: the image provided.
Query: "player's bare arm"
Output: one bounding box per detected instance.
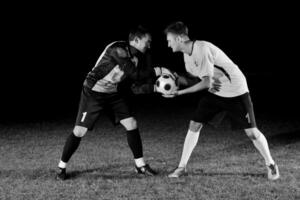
[178,76,211,95]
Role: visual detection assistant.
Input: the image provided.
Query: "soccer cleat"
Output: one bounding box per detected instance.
[56,168,68,180]
[168,167,188,178]
[267,163,280,180]
[135,164,158,176]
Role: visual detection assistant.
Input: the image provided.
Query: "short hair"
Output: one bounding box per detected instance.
[128,25,150,42]
[164,21,189,36]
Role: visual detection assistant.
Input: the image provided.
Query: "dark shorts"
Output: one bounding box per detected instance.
[75,86,132,130]
[192,92,256,130]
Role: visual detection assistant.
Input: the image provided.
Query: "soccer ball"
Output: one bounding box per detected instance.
[155,74,177,95]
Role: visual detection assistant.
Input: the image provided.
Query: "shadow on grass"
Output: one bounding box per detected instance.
[198,171,265,178]
[0,163,143,181]
[0,167,266,183]
[166,168,265,179]
[65,163,146,180]
[267,130,300,144]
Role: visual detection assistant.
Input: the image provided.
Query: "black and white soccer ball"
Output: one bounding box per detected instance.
[155,74,178,95]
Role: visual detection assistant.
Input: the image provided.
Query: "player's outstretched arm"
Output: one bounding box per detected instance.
[175,73,201,88]
[177,76,211,96]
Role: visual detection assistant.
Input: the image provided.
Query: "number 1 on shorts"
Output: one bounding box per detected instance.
[81,112,87,122]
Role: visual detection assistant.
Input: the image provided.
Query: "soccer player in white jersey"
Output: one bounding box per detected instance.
[164,21,279,180]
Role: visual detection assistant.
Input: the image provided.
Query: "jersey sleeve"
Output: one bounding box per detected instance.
[116,52,157,95]
[110,45,136,73]
[127,53,157,94]
[88,44,135,81]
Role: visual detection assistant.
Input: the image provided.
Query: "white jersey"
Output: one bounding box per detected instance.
[183,40,249,97]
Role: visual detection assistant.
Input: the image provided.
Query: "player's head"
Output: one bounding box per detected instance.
[129,25,152,53]
[164,21,189,52]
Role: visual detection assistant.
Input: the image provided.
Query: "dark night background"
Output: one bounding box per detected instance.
[1,2,299,124]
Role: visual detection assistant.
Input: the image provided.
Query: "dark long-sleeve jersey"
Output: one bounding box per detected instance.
[83,41,156,94]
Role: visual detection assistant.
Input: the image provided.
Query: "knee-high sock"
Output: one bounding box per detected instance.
[126,129,143,159]
[60,133,82,166]
[252,132,274,166]
[178,130,200,168]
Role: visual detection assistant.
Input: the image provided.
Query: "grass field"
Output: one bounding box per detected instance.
[0,103,299,200]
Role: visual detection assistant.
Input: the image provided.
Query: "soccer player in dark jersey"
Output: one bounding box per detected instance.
[56,26,161,180]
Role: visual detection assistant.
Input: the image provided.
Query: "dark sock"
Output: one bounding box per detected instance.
[61,132,82,163]
[126,129,143,159]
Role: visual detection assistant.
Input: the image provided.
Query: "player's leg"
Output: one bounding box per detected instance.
[120,117,157,176]
[179,121,203,168]
[169,92,222,178]
[57,125,88,180]
[168,121,203,178]
[57,88,103,180]
[245,127,279,180]
[109,94,157,176]
[120,117,143,165]
[230,92,279,180]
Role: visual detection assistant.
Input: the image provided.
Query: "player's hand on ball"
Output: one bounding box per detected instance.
[209,78,221,93]
[161,67,177,80]
[154,67,177,80]
[162,90,178,98]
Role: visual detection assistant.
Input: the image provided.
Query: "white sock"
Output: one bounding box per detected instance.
[58,160,67,169]
[252,132,275,166]
[135,157,146,167]
[178,129,200,168]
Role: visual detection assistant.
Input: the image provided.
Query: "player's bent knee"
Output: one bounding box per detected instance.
[73,126,88,137]
[189,121,203,132]
[245,127,260,140]
[120,117,137,131]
